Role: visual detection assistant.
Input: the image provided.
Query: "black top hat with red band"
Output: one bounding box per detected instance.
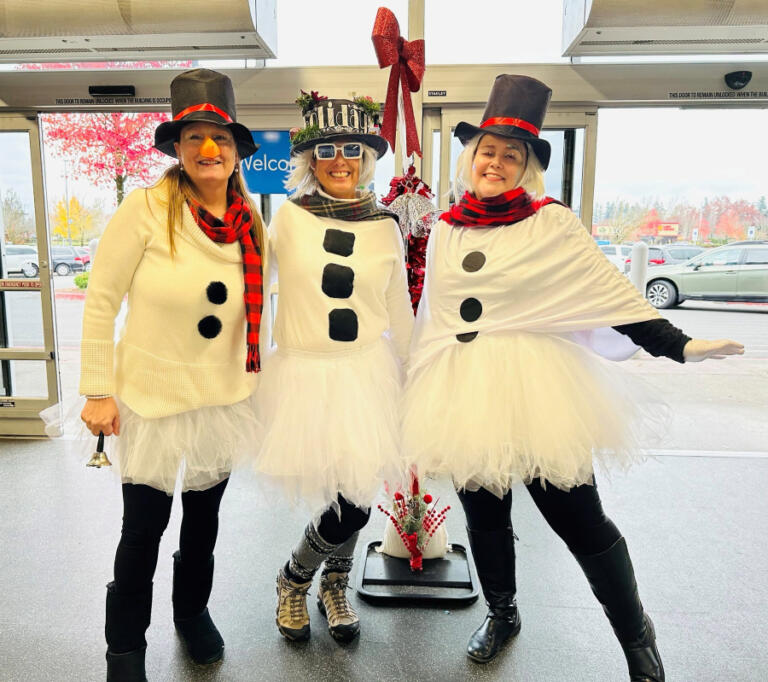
[154,68,259,159]
[454,74,552,170]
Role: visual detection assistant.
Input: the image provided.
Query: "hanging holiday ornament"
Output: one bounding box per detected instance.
[380,164,440,312]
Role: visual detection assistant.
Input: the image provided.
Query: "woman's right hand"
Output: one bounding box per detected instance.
[81,397,120,436]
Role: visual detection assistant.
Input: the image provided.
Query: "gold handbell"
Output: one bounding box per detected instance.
[86,432,112,468]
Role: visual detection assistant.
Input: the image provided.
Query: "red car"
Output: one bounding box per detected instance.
[75,247,91,271]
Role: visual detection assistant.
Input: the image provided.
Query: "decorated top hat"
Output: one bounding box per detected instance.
[154,68,259,160]
[289,91,389,159]
[454,74,552,170]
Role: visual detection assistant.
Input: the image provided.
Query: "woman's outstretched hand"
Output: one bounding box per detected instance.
[81,397,121,436]
[683,338,745,362]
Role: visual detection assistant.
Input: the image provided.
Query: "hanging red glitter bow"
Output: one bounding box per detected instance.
[371,7,425,158]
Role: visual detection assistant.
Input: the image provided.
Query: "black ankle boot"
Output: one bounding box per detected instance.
[106,648,147,682]
[465,527,521,663]
[105,581,151,682]
[172,551,224,664]
[574,537,664,681]
[466,592,521,663]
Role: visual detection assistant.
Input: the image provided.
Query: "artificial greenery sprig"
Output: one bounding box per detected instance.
[353,95,381,118]
[289,124,321,146]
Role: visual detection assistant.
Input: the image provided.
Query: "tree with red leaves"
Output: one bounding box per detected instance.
[42,112,172,206]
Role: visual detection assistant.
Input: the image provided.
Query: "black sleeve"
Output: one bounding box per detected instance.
[612,318,691,363]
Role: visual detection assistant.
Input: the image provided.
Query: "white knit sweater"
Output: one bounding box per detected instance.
[79,184,263,418]
[268,200,413,362]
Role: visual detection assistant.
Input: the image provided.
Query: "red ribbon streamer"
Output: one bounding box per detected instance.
[481,116,540,136]
[174,102,233,123]
[372,7,425,158]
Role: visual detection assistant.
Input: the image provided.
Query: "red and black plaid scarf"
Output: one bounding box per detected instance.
[188,190,263,373]
[441,187,560,227]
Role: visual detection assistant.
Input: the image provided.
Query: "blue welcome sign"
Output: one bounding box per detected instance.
[242,130,292,194]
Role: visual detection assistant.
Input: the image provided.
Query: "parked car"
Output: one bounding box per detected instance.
[625,244,705,271]
[656,244,706,263]
[75,246,91,270]
[50,245,86,276]
[645,242,768,308]
[599,244,632,272]
[2,244,39,277]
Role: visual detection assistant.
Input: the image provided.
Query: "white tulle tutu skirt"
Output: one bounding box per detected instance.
[41,394,261,494]
[253,337,406,516]
[402,331,670,496]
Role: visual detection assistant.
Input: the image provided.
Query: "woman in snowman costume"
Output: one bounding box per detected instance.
[402,74,743,680]
[77,69,266,679]
[254,92,413,643]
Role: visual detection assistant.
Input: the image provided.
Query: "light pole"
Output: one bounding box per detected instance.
[63,160,72,247]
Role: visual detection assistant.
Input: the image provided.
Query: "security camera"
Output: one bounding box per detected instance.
[724,71,752,90]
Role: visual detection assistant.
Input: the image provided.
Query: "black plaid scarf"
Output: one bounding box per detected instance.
[441,188,561,228]
[187,190,263,372]
[291,191,395,222]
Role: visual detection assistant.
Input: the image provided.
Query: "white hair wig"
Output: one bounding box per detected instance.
[284,143,378,198]
[453,133,545,199]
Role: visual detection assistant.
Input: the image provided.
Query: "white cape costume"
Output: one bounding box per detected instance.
[402,203,669,494]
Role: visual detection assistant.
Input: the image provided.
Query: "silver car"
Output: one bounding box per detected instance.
[1,244,39,277]
[645,242,768,308]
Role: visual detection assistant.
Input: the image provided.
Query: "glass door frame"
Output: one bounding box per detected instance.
[0,114,59,436]
[423,107,598,229]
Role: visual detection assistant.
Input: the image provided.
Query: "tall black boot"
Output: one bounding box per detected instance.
[105,581,151,682]
[465,527,521,663]
[172,551,224,665]
[573,537,665,682]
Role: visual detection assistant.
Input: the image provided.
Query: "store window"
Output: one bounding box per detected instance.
[593,108,768,245]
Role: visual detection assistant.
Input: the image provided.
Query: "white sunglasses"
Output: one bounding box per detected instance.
[314,142,363,160]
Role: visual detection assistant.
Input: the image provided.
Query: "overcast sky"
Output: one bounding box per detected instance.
[594,108,768,206]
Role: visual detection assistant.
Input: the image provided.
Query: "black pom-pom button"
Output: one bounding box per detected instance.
[456,331,478,343]
[206,281,228,305]
[198,315,222,339]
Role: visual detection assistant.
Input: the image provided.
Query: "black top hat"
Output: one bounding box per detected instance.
[454,74,552,170]
[154,68,259,159]
[290,97,389,159]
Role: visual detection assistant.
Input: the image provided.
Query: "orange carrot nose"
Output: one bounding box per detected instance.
[199,137,220,158]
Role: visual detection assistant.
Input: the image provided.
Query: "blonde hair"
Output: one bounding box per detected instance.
[284,143,377,198]
[150,164,265,257]
[453,133,545,199]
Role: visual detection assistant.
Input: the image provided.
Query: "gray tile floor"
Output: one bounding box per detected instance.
[1,438,766,682]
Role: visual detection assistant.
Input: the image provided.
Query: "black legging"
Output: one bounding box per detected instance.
[113,478,229,592]
[458,478,621,556]
[316,494,371,545]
